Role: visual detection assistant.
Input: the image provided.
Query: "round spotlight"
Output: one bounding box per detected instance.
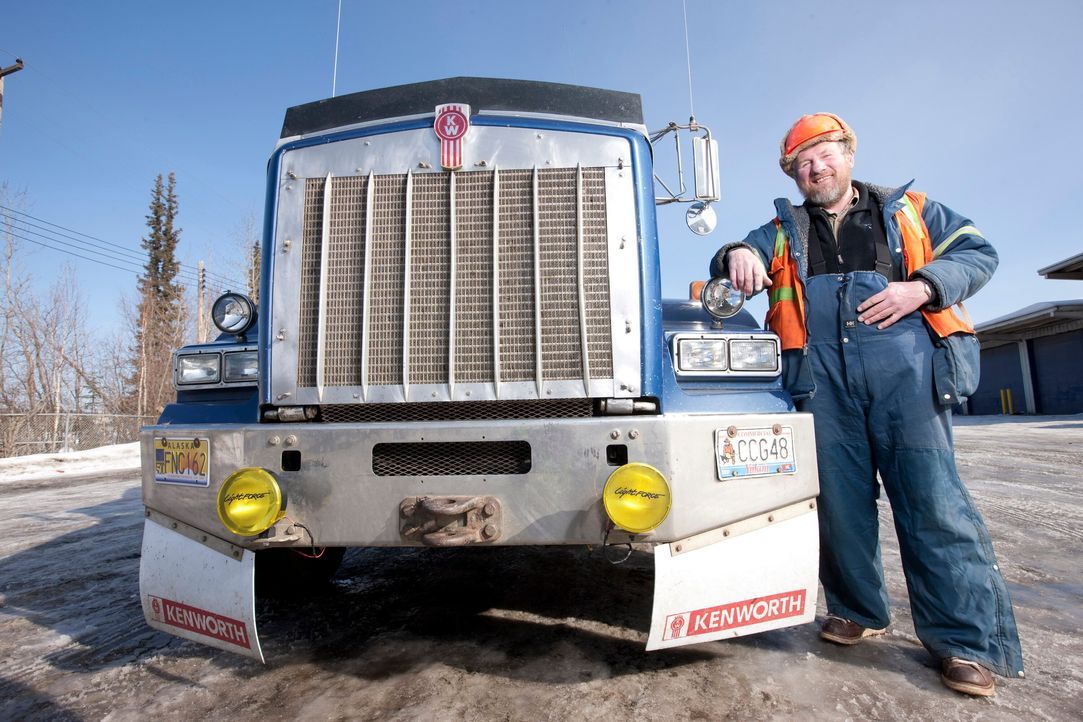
[216,467,285,536]
[602,463,672,534]
[212,292,256,335]
[701,277,745,320]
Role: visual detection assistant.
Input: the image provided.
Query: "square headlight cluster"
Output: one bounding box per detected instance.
[176,349,259,387]
[674,334,780,376]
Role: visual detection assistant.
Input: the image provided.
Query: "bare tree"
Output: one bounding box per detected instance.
[0,184,112,454]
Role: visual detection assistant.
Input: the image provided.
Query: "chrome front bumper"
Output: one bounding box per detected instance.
[141,412,818,548]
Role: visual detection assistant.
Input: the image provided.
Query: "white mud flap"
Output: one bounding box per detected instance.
[647,500,818,650]
[139,517,264,662]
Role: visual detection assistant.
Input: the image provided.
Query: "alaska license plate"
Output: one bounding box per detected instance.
[715,426,796,480]
[153,437,210,486]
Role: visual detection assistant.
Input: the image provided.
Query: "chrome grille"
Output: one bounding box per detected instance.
[294,166,614,400]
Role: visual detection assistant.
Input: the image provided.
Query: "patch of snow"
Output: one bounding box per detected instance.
[0,442,140,483]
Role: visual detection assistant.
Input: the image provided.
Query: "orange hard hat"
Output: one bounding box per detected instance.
[779,113,856,177]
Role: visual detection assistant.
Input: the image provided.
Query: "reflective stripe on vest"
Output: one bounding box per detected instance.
[764,192,975,348]
[766,219,807,350]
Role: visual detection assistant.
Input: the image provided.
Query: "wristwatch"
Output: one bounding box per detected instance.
[917,278,937,306]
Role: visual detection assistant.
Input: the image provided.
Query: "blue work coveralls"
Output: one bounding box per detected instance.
[710,181,1024,678]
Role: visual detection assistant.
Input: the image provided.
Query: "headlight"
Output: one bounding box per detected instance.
[224,350,259,382]
[671,333,781,377]
[603,463,671,534]
[216,467,285,536]
[176,354,221,385]
[729,339,780,372]
[212,293,256,335]
[701,277,745,319]
[677,339,728,372]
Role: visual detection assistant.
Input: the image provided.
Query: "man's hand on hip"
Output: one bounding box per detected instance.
[857,281,931,329]
[727,247,772,295]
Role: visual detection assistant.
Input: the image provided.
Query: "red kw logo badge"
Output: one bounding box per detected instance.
[434,103,470,170]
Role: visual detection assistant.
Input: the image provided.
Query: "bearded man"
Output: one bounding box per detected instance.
[709,113,1023,696]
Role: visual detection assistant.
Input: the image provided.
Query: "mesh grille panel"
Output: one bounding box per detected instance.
[368,174,407,385]
[319,399,593,423]
[409,173,451,385]
[454,171,495,383]
[497,170,537,382]
[539,168,582,380]
[291,166,618,401]
[324,176,367,385]
[297,181,324,387]
[581,168,613,377]
[372,441,532,476]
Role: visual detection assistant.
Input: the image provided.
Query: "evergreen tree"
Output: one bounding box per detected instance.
[127,172,186,416]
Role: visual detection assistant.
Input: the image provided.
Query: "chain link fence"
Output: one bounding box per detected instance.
[0,413,157,458]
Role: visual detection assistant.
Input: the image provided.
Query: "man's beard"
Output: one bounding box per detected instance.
[801,171,850,207]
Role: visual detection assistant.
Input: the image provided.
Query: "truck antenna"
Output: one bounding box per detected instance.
[682,0,695,122]
[332,0,342,97]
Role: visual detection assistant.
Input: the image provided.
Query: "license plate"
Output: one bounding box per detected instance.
[715,426,796,480]
[153,437,210,486]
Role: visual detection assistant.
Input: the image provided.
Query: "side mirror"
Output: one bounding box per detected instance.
[651,120,721,236]
[693,136,720,202]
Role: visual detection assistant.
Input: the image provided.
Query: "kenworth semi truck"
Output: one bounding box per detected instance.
[139,78,819,661]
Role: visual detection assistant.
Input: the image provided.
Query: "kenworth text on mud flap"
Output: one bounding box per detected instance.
[139,78,820,661]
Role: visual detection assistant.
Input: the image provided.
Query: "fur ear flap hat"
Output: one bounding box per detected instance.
[779,113,856,177]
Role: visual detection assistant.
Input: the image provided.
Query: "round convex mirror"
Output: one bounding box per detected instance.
[686,201,717,236]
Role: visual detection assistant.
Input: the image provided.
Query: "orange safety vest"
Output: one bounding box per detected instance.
[766,191,974,350]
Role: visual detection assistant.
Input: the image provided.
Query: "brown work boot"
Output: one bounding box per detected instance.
[819,616,887,645]
[941,657,995,697]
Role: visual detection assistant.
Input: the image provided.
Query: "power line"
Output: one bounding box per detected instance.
[7,227,229,289]
[3,210,155,265]
[0,205,242,287]
[8,218,169,272]
[4,226,242,289]
[7,228,176,279]
[8,225,199,285]
[0,205,239,286]
[8,227,245,292]
[3,218,238,289]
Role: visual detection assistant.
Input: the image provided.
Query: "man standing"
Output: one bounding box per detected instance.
[709,113,1023,696]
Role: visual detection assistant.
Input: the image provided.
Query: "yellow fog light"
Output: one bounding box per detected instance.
[602,463,671,533]
[216,467,285,536]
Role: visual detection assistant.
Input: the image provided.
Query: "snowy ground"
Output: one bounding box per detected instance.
[0,442,139,483]
[0,417,1080,720]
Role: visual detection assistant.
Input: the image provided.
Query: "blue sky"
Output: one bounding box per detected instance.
[2,0,1081,335]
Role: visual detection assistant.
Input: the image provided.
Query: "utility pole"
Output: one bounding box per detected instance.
[247,240,260,304]
[0,58,25,131]
[197,260,206,342]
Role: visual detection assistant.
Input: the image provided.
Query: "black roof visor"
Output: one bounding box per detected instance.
[281,77,643,138]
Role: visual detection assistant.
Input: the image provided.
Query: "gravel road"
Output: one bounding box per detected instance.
[1,416,1080,721]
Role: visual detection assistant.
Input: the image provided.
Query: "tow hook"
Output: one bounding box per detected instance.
[399,496,502,546]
